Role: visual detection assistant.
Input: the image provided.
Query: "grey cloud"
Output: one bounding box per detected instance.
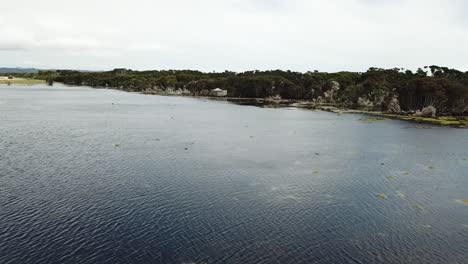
[0,0,467,71]
[0,43,26,51]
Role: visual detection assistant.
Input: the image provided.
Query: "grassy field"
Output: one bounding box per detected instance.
[0,77,45,85]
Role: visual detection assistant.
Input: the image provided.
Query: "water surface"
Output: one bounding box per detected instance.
[1,84,467,263]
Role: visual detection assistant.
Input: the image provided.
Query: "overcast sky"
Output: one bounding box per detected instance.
[1,0,467,72]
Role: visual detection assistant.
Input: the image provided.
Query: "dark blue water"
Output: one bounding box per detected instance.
[1,84,467,264]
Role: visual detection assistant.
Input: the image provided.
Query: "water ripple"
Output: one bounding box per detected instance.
[0,85,467,263]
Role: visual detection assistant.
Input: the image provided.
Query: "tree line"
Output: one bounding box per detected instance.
[29,66,468,115]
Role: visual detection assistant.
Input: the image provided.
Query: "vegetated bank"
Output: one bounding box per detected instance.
[0,76,45,85]
[12,66,468,127]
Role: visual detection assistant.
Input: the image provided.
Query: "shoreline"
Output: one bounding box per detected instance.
[0,77,45,85]
[142,91,468,128]
[6,82,467,128]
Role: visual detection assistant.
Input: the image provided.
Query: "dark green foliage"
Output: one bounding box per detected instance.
[31,66,468,115]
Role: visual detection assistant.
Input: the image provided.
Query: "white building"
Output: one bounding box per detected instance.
[211,88,227,97]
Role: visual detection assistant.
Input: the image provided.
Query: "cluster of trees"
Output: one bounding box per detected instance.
[34,66,468,115]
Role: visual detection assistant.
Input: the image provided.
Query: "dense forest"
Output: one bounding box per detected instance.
[15,66,468,115]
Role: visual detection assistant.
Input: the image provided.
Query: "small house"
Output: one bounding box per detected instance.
[211,88,227,97]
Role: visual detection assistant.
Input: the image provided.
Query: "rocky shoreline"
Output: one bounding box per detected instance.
[141,90,468,128]
[313,105,468,128]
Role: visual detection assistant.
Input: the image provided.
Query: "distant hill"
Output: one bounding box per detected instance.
[0,68,39,73]
[0,68,100,73]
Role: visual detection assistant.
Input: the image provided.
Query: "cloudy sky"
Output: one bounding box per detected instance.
[1,0,467,72]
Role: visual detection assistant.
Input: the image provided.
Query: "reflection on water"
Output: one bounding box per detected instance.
[0,84,467,264]
[226,98,296,108]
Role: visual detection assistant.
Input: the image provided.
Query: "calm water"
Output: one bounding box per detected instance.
[1,84,467,264]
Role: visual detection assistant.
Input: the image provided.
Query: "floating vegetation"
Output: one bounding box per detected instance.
[463,157,467,161]
[312,170,320,174]
[358,117,387,123]
[376,114,468,128]
[386,176,395,180]
[113,143,121,147]
[455,199,468,205]
[402,125,433,129]
[428,166,436,170]
[282,195,300,201]
[396,191,405,198]
[412,204,425,211]
[402,171,411,176]
[377,193,387,199]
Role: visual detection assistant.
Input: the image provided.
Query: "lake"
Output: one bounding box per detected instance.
[1,84,467,264]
